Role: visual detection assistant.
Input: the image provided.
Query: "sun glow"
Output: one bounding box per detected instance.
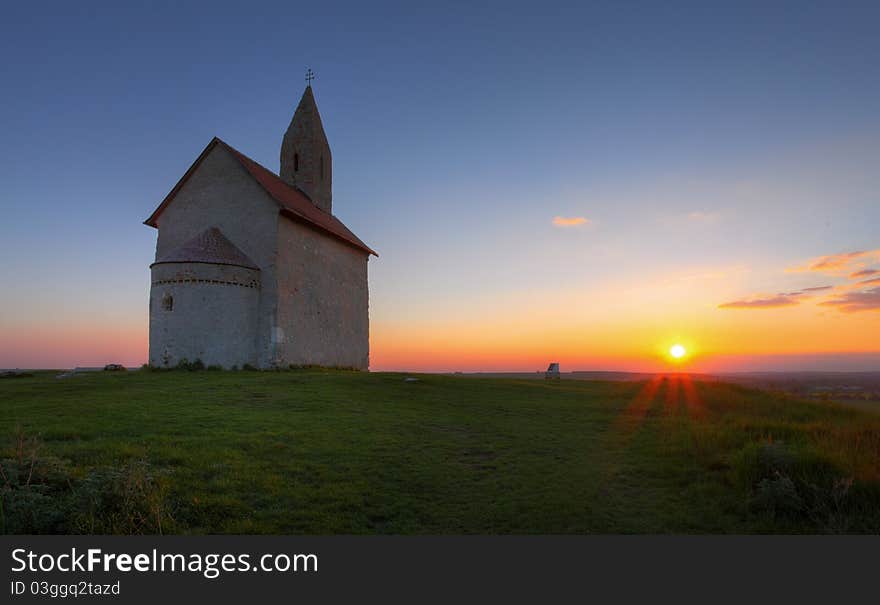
[670,344,687,359]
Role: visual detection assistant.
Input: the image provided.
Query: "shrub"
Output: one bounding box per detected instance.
[803,477,854,533]
[753,472,804,518]
[0,428,175,535]
[735,439,866,532]
[0,371,34,379]
[756,440,794,476]
[69,460,175,535]
[175,359,205,372]
[0,427,73,533]
[287,364,360,371]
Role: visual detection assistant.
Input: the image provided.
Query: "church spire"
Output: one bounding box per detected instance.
[280,76,332,213]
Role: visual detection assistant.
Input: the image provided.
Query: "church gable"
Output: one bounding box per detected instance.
[145,138,269,230]
[145,141,280,273]
[145,137,376,258]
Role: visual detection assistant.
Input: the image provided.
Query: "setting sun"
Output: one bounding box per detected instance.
[670,344,686,359]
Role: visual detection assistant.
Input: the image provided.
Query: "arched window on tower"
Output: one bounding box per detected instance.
[162,293,173,312]
[320,155,324,181]
[294,153,299,172]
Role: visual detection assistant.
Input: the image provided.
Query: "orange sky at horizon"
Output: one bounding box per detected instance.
[6,318,880,372]
[5,274,877,372]
[369,248,880,372]
[2,245,879,372]
[369,303,880,373]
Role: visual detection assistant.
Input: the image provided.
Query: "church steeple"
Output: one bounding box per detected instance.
[280,81,332,213]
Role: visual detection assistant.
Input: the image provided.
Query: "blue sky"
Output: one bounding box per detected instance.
[1,1,879,369]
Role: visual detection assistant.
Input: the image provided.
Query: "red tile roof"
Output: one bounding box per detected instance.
[151,227,259,269]
[144,137,377,257]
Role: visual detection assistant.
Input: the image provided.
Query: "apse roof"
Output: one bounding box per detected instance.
[152,227,259,270]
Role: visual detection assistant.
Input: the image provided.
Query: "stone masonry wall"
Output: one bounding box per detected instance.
[274,216,370,369]
[149,262,261,368]
[151,145,280,367]
[279,87,333,213]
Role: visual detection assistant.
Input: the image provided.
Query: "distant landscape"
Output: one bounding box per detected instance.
[458,370,880,412]
[2,369,879,534]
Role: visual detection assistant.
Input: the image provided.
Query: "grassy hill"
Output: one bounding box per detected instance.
[1,370,879,534]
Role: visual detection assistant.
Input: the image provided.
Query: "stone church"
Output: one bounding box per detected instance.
[144,84,376,369]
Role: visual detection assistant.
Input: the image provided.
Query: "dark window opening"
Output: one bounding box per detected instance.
[320,155,324,181]
[162,294,173,312]
[294,153,299,172]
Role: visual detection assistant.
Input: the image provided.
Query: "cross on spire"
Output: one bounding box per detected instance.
[305,68,315,86]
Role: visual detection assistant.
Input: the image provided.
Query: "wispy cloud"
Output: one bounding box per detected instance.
[552,216,589,228]
[850,268,879,279]
[787,249,880,274]
[722,248,880,312]
[719,286,831,310]
[810,251,867,271]
[719,294,802,309]
[819,287,880,313]
[800,285,833,292]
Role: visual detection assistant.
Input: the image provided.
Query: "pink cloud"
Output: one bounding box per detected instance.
[851,268,880,279]
[718,294,802,309]
[810,251,867,271]
[819,287,880,313]
[800,285,833,292]
[552,216,589,227]
[718,286,831,310]
[788,249,880,274]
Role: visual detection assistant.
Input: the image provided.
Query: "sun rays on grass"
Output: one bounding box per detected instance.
[617,373,706,438]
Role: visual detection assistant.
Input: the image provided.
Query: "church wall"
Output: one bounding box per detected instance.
[151,146,280,367]
[274,217,370,369]
[149,262,261,368]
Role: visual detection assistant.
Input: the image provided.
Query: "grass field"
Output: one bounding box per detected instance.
[1,370,879,534]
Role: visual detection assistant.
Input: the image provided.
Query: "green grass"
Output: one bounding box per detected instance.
[1,370,879,534]
[833,398,880,415]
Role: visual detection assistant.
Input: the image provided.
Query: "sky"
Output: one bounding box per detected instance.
[1,1,879,372]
